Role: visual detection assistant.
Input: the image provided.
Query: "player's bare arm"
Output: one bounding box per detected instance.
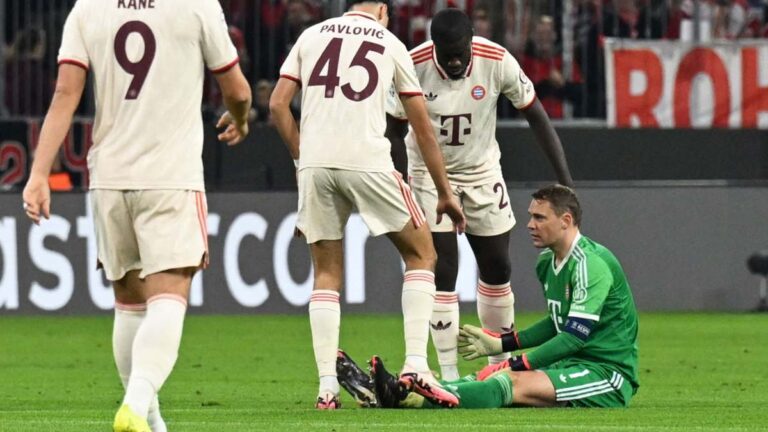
[269,77,301,160]
[22,63,86,224]
[521,98,574,187]
[214,64,252,145]
[401,94,466,233]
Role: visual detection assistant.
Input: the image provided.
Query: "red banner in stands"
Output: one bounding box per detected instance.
[0,119,92,190]
[605,39,768,128]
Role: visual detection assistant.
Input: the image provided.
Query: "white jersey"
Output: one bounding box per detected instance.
[401,37,536,186]
[279,11,422,172]
[58,0,238,191]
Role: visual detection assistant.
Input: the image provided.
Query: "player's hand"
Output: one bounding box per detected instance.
[22,174,51,225]
[457,324,503,360]
[216,111,249,146]
[435,195,466,234]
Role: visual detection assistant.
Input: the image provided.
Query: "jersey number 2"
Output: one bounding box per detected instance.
[308,38,384,102]
[114,21,156,100]
[493,182,509,209]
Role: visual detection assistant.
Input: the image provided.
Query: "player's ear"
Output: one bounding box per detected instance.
[378,4,390,27]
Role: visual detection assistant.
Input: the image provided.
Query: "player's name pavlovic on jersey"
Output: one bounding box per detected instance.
[58,0,238,191]
[399,37,535,186]
[536,234,640,390]
[279,11,422,172]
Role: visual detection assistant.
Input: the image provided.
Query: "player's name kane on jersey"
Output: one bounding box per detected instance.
[536,234,639,390]
[399,37,536,186]
[280,11,422,172]
[58,0,239,190]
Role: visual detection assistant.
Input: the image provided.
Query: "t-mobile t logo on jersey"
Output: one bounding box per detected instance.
[439,113,472,146]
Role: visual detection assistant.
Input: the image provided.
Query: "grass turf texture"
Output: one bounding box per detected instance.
[1,313,766,431]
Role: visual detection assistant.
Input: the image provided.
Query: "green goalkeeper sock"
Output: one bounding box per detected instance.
[427,373,514,409]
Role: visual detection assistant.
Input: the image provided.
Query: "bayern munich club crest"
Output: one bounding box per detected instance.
[471,85,486,100]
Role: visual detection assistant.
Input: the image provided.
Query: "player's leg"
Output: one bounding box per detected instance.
[541,363,633,408]
[113,272,165,432]
[420,370,558,409]
[297,168,351,408]
[349,171,457,407]
[410,177,461,380]
[466,231,515,364]
[308,239,344,408]
[91,190,158,431]
[119,190,207,423]
[386,219,437,375]
[462,179,516,365]
[431,232,460,380]
[430,232,460,380]
[122,268,193,424]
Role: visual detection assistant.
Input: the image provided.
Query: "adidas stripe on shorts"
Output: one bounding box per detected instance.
[542,360,635,408]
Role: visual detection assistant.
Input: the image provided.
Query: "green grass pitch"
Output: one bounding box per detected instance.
[1,313,767,431]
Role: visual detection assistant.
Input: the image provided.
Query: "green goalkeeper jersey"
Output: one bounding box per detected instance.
[534,233,639,390]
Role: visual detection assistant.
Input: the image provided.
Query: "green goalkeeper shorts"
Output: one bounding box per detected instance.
[542,360,634,408]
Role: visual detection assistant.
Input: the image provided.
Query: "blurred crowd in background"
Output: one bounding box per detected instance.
[4,0,768,122]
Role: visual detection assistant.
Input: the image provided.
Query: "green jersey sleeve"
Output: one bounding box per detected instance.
[567,252,613,324]
[524,332,585,369]
[517,317,557,349]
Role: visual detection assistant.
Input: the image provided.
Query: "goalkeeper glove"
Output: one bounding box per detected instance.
[476,355,531,381]
[457,324,520,360]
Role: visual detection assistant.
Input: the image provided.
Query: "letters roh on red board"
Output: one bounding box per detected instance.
[605,39,768,128]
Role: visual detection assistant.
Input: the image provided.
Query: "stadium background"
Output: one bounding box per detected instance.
[0,0,767,314]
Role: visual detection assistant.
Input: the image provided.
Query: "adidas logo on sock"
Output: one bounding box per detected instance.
[430,320,452,331]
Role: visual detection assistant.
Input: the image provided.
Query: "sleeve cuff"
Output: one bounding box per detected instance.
[280,74,302,86]
[210,57,239,74]
[517,94,537,111]
[58,58,89,70]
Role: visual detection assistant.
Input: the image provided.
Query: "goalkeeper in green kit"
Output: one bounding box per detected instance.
[337,185,639,408]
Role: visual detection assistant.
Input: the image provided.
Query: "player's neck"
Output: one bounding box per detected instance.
[553,229,580,264]
[349,6,380,20]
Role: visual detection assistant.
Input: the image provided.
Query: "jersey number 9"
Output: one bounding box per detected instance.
[114,21,156,100]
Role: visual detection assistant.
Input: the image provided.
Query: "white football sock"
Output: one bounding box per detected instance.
[477,280,515,364]
[113,303,146,387]
[113,304,166,431]
[430,292,460,380]
[402,270,436,373]
[123,295,187,418]
[309,290,341,395]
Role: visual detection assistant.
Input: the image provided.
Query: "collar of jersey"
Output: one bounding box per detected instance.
[343,11,378,22]
[552,232,582,275]
[432,45,474,80]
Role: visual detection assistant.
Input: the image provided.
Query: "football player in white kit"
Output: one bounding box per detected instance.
[388,9,573,381]
[22,1,252,430]
[270,0,466,409]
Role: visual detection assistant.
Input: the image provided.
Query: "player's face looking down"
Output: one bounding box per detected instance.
[434,36,472,80]
[527,199,571,249]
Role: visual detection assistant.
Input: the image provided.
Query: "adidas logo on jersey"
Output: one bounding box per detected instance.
[430,320,452,331]
[424,92,438,101]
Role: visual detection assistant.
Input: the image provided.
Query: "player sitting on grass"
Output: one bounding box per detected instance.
[338,185,639,408]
